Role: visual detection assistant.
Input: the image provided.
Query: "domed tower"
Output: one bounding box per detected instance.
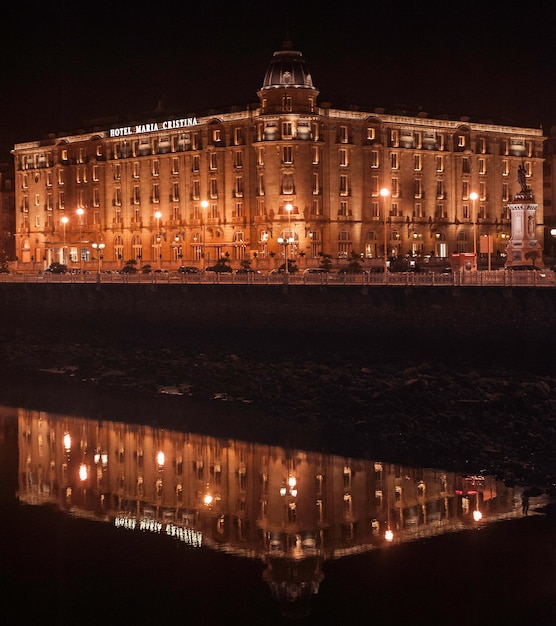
[257,41,319,114]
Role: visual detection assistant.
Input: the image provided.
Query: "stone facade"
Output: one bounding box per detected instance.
[11,42,545,272]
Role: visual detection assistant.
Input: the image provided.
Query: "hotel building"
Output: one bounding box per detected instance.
[11,41,546,271]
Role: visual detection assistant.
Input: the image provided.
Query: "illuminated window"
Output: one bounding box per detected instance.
[234,127,243,145]
[234,151,243,168]
[172,182,179,202]
[152,160,159,176]
[210,153,218,170]
[339,148,348,167]
[312,145,320,165]
[479,158,486,174]
[172,158,179,174]
[210,178,218,199]
[340,126,349,143]
[370,150,379,168]
[367,127,376,141]
[192,155,200,172]
[133,185,140,204]
[436,155,444,172]
[234,177,243,197]
[312,172,320,194]
[391,152,399,170]
[152,183,160,203]
[282,146,293,164]
[339,174,349,196]
[282,122,293,138]
[414,154,422,171]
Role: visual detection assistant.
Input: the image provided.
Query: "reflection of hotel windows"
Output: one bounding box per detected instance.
[395,485,402,502]
[176,456,183,475]
[156,478,163,498]
[316,499,323,523]
[287,502,297,523]
[343,466,351,489]
[176,484,183,504]
[137,477,144,497]
[343,493,353,517]
[195,461,204,480]
[316,473,324,495]
[374,489,383,507]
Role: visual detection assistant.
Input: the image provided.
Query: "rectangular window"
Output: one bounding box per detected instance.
[370,150,379,168]
[391,178,399,197]
[234,127,243,145]
[312,146,319,165]
[210,178,218,199]
[192,180,200,200]
[210,153,218,170]
[152,183,160,203]
[133,207,141,222]
[479,181,486,200]
[502,182,509,201]
[367,127,376,141]
[235,177,243,197]
[34,193,40,206]
[502,159,509,176]
[93,188,100,207]
[257,147,264,166]
[282,146,293,164]
[234,151,243,168]
[414,179,422,198]
[92,166,99,182]
[390,129,399,147]
[282,96,292,112]
[312,172,320,195]
[371,201,379,217]
[172,182,179,202]
[58,192,64,208]
[370,176,378,196]
[282,122,293,138]
[133,185,140,204]
[479,137,487,154]
[478,158,486,174]
[338,201,350,216]
[462,180,469,199]
[458,135,466,147]
[339,174,349,196]
[236,202,243,218]
[462,157,470,173]
[436,155,444,172]
[258,173,265,196]
[414,202,423,218]
[436,180,444,199]
[340,126,349,143]
[391,152,399,170]
[172,158,179,174]
[413,154,422,171]
[212,129,221,143]
[152,160,159,176]
[339,148,348,167]
[390,202,399,218]
[114,163,121,180]
[192,155,200,172]
[114,188,122,206]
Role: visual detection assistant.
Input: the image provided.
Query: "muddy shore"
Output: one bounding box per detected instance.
[1,324,555,493]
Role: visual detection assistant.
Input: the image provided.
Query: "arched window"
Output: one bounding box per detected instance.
[114,235,124,262]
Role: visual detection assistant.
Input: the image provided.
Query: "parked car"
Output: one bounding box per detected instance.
[177,266,200,274]
[304,267,329,274]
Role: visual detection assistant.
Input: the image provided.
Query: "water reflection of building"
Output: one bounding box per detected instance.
[14,408,527,616]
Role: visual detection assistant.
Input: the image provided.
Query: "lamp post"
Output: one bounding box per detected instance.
[200,200,209,270]
[154,210,162,269]
[277,235,294,274]
[91,242,105,274]
[380,188,390,274]
[285,202,293,272]
[470,192,478,269]
[61,216,68,265]
[76,208,84,272]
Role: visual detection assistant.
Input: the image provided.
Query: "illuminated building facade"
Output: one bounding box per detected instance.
[11,42,545,272]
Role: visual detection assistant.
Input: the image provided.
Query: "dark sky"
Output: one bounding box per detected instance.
[1,1,554,157]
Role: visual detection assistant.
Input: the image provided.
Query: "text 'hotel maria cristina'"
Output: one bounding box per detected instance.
[11,41,544,272]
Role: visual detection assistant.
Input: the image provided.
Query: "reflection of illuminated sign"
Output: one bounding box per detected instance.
[114,515,203,547]
[109,117,199,138]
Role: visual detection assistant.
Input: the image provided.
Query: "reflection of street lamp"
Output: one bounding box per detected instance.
[470,192,478,268]
[200,200,209,270]
[154,211,162,269]
[380,188,390,274]
[91,242,105,274]
[61,216,68,265]
[76,208,84,271]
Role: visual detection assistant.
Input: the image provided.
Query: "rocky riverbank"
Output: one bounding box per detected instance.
[1,325,555,493]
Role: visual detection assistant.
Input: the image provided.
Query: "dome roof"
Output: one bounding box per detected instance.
[261,41,315,90]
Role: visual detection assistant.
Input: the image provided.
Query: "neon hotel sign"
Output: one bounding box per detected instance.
[109,116,198,138]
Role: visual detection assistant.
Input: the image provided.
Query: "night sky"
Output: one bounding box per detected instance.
[1,1,554,157]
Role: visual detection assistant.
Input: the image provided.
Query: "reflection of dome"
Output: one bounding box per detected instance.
[261,40,315,90]
[263,555,324,619]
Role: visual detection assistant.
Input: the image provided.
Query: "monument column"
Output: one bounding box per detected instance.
[505,163,543,268]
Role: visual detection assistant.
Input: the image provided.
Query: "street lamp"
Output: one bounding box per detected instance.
[200,200,209,270]
[285,202,293,272]
[154,210,162,269]
[470,192,478,269]
[277,235,294,274]
[76,208,84,272]
[61,215,68,265]
[91,242,105,274]
[380,188,390,274]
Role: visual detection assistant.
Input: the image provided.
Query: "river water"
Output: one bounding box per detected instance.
[1,397,555,625]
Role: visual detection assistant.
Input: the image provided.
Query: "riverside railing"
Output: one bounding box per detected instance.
[0,270,555,287]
